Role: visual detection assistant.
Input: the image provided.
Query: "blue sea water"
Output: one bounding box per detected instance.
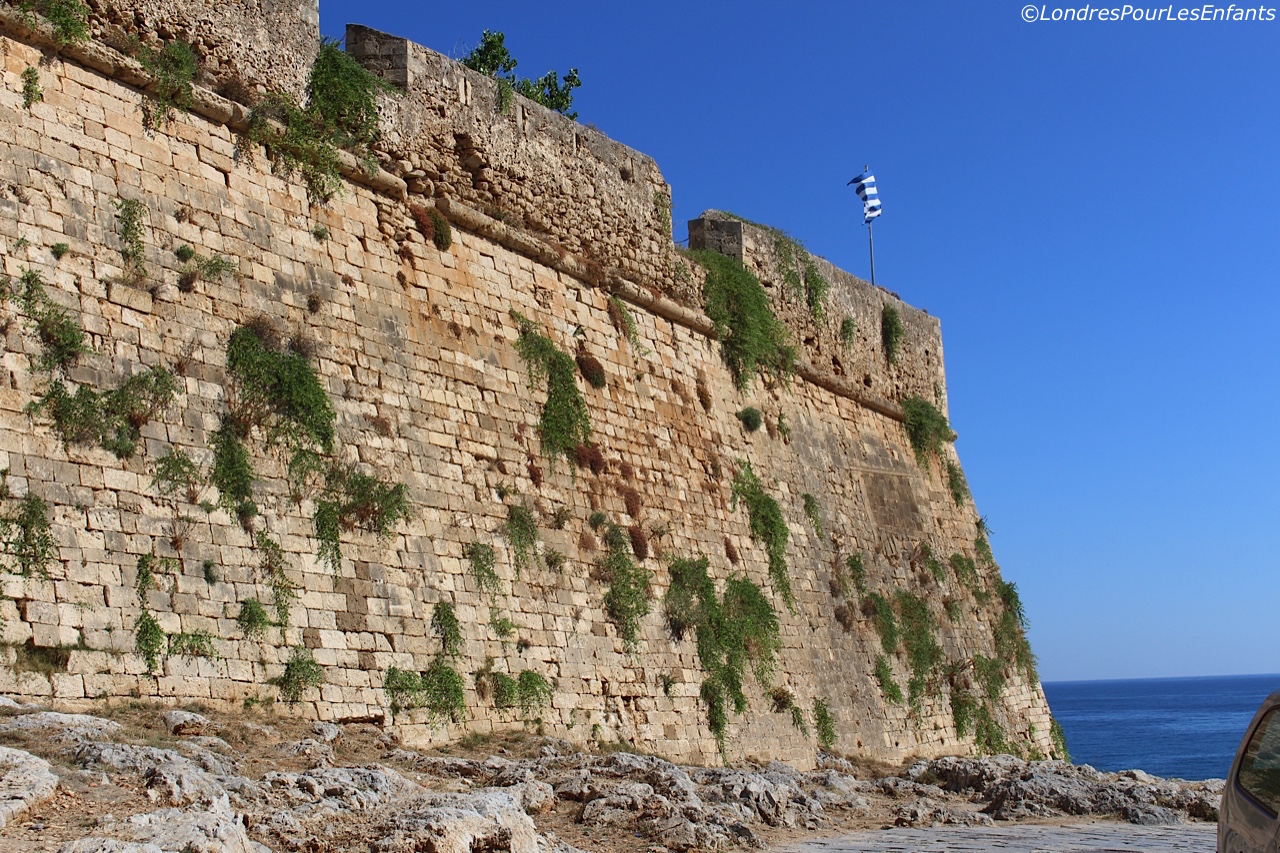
[1042,673,1280,781]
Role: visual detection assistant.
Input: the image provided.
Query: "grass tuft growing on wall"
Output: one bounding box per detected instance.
[901,397,951,466]
[464,542,501,597]
[881,303,904,364]
[945,459,969,506]
[691,249,795,391]
[874,654,903,704]
[138,40,197,128]
[813,698,837,750]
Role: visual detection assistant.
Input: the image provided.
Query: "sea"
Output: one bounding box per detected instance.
[1041,673,1280,781]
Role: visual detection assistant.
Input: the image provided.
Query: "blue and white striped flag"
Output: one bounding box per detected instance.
[848,171,882,224]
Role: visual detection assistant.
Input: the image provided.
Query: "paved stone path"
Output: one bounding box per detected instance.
[781,823,1216,852]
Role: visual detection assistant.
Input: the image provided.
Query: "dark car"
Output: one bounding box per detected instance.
[1220,689,1280,852]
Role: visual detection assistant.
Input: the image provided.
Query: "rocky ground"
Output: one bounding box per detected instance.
[0,698,1223,852]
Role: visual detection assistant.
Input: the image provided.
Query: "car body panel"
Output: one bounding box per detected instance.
[1220,690,1280,853]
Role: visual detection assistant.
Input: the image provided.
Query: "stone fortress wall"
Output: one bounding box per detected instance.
[0,0,1056,768]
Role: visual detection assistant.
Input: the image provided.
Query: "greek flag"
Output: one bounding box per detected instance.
[848,171,882,224]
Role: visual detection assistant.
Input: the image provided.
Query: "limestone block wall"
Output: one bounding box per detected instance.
[345,25,686,302]
[0,14,1054,769]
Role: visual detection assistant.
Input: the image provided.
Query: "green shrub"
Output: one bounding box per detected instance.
[385,661,466,721]
[314,464,411,572]
[950,552,979,590]
[236,598,271,640]
[735,406,762,432]
[168,630,217,657]
[881,303,904,364]
[28,0,89,45]
[769,687,809,736]
[428,208,452,251]
[839,316,857,348]
[489,611,515,639]
[803,257,830,319]
[976,531,996,568]
[178,253,237,291]
[920,543,945,583]
[1050,717,1070,761]
[692,249,795,391]
[21,66,41,109]
[306,38,392,154]
[211,420,255,519]
[15,267,90,371]
[431,601,462,659]
[28,368,178,459]
[114,198,147,276]
[0,493,57,577]
[846,553,868,595]
[606,295,649,354]
[464,541,501,597]
[950,688,978,738]
[489,670,520,710]
[801,493,823,539]
[505,501,539,573]
[974,654,1006,701]
[945,460,969,506]
[138,40,197,128]
[515,669,553,715]
[226,323,335,453]
[152,448,202,503]
[257,532,297,638]
[597,520,650,651]
[974,705,1007,754]
[901,396,951,465]
[135,553,159,601]
[729,461,792,608]
[174,245,197,263]
[994,580,1038,682]
[249,39,394,204]
[249,92,344,204]
[866,591,898,655]
[50,242,69,261]
[272,647,323,704]
[874,654,903,704]
[662,555,780,760]
[813,698,837,750]
[895,590,942,706]
[134,611,165,673]
[511,311,591,467]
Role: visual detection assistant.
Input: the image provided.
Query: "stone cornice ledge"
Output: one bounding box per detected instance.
[436,198,908,425]
[0,8,407,200]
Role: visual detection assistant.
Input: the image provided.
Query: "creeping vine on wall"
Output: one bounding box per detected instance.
[693,250,795,391]
[511,310,590,467]
[729,461,793,609]
[663,555,781,761]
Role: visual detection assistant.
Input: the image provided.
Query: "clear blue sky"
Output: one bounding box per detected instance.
[319,1,1280,683]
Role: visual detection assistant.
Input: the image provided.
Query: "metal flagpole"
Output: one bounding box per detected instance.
[867,219,876,286]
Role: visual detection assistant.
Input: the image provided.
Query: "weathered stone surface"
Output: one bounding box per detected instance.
[0,745,59,829]
[916,755,1224,824]
[0,4,1054,770]
[161,710,210,736]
